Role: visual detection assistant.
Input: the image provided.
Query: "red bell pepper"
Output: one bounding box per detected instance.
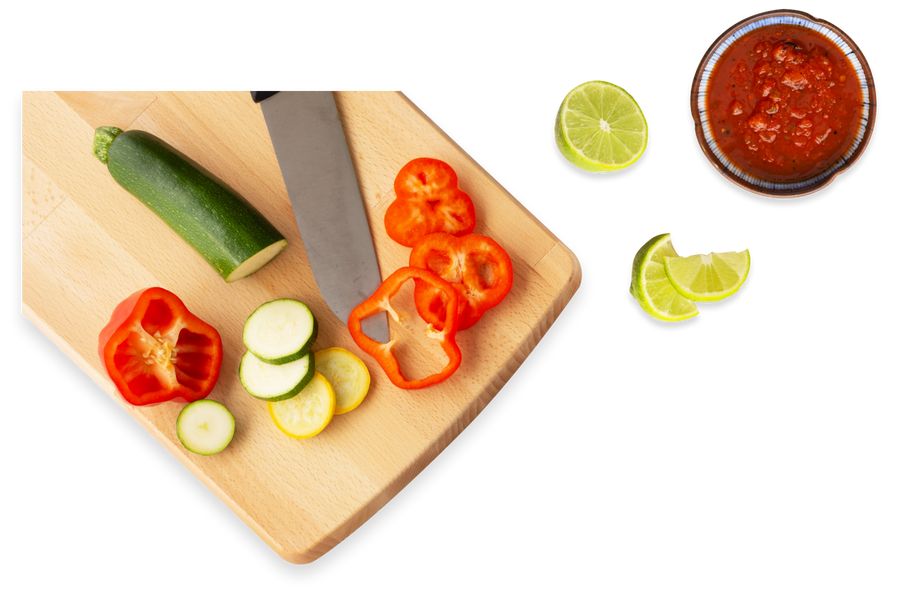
[98,287,223,406]
[384,158,477,247]
[409,233,514,330]
[348,267,461,390]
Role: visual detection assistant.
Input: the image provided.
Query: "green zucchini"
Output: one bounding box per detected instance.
[92,126,287,283]
[239,351,315,401]
[176,400,235,455]
[242,298,318,365]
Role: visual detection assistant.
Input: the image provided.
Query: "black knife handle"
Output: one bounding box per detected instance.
[251,91,279,103]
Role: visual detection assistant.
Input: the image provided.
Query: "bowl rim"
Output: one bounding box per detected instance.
[690,8,877,198]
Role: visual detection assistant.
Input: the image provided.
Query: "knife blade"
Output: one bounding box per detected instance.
[253,92,389,343]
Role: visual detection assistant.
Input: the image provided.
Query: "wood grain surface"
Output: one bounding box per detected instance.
[21,91,581,563]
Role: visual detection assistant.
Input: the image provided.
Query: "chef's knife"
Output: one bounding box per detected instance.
[253,92,389,343]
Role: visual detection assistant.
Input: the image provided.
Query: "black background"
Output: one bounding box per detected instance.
[17,7,892,593]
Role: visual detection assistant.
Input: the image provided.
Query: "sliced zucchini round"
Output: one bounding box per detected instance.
[314,347,370,414]
[176,400,235,456]
[239,350,315,401]
[243,299,318,365]
[268,372,335,439]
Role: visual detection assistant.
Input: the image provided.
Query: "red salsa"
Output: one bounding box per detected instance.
[707,24,862,182]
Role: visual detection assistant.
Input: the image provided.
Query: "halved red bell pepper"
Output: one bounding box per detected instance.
[384,158,477,247]
[98,287,223,406]
[409,232,514,330]
[348,267,461,390]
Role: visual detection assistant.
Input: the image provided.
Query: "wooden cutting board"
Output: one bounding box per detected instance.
[22,91,581,563]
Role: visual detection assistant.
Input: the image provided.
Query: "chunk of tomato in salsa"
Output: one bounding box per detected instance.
[706,24,862,182]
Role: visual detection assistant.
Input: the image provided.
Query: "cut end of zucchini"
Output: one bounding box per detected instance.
[176,400,235,456]
[225,239,288,283]
[92,126,124,164]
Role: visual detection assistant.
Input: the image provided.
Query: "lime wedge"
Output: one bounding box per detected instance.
[555,81,648,172]
[663,250,750,302]
[630,233,698,322]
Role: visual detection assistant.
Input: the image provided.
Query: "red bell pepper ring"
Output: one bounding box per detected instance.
[98,287,223,406]
[348,267,462,390]
[409,233,514,331]
[384,158,477,247]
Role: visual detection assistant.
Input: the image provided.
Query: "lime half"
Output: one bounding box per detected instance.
[555,81,648,172]
[664,250,750,302]
[630,233,698,322]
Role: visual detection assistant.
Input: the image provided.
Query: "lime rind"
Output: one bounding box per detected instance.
[630,233,698,322]
[663,250,751,302]
[555,81,648,172]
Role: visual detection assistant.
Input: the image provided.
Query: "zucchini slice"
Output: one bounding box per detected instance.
[92,126,287,283]
[268,372,335,439]
[176,400,235,456]
[243,299,318,365]
[239,351,315,401]
[314,347,370,414]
